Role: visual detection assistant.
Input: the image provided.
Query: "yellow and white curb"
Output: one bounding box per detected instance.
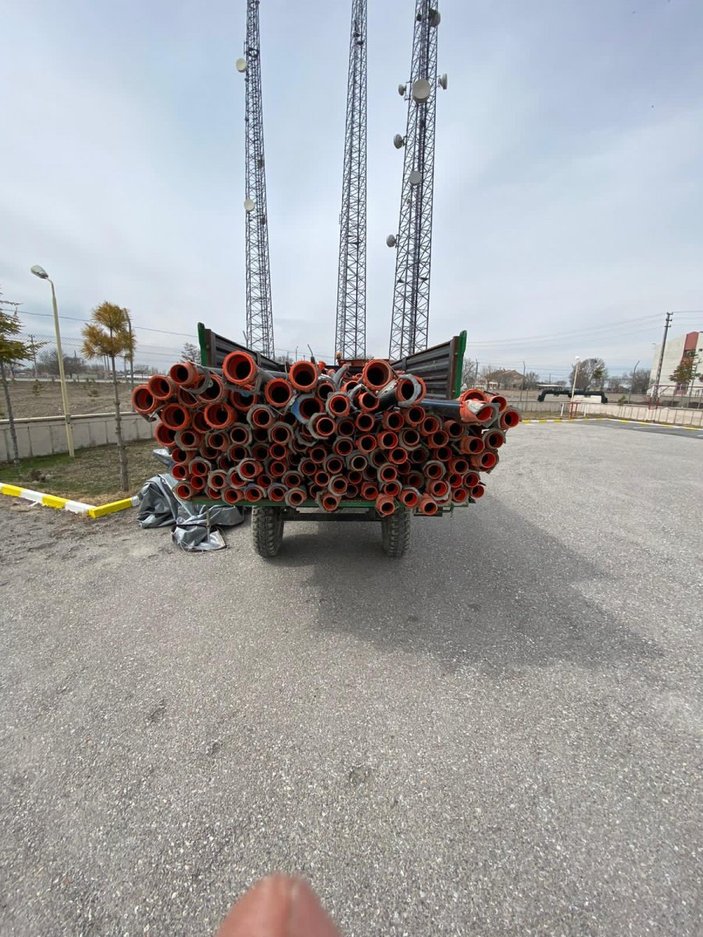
[0,482,138,519]
[521,416,700,431]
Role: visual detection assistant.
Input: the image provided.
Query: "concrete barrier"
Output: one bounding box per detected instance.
[577,401,703,427]
[0,411,153,462]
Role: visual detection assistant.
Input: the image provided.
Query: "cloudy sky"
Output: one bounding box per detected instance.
[1,0,701,379]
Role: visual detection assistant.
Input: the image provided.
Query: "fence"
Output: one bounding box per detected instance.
[574,401,703,427]
[0,412,153,462]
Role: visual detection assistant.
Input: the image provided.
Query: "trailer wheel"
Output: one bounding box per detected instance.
[381,507,411,558]
[252,507,284,558]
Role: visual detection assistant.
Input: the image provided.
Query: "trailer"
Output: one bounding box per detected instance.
[195,323,467,558]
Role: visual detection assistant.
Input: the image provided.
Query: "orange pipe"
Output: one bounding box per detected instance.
[443,419,463,439]
[267,484,287,503]
[198,372,226,403]
[329,475,348,496]
[459,434,485,455]
[388,447,409,465]
[381,410,404,431]
[417,496,439,516]
[172,463,189,481]
[403,405,425,427]
[285,487,307,507]
[399,487,421,508]
[309,414,336,439]
[264,377,294,408]
[355,412,375,433]
[337,417,356,436]
[160,403,191,431]
[131,384,158,415]
[222,487,242,505]
[333,437,354,457]
[471,483,486,499]
[222,350,257,387]
[362,359,394,391]
[203,402,236,430]
[375,494,396,516]
[500,408,521,430]
[420,414,441,436]
[148,374,176,402]
[382,480,402,498]
[326,393,351,417]
[357,433,377,453]
[377,430,398,450]
[361,482,379,500]
[451,488,470,504]
[289,360,319,392]
[175,481,192,500]
[429,479,450,501]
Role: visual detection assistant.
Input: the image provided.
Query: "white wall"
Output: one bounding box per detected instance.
[0,412,153,462]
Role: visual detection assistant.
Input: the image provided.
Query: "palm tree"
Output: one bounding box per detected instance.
[82,302,136,490]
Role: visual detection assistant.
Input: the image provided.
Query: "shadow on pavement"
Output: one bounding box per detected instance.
[269,496,662,674]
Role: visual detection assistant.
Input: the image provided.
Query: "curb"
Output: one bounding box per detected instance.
[0,482,138,519]
[520,417,701,431]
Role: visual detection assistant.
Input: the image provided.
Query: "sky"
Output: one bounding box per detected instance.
[1,0,701,381]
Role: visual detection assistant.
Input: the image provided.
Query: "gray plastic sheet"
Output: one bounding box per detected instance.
[137,451,244,551]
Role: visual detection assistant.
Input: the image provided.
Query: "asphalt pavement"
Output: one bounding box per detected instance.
[1,421,701,936]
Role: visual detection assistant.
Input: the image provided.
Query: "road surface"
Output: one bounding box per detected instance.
[1,421,701,936]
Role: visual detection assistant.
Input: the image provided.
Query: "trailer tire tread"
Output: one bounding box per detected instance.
[381,507,411,558]
[252,507,284,558]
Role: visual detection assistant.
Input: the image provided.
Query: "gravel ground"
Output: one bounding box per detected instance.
[1,422,701,937]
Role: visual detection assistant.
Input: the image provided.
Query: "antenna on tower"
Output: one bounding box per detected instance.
[334,0,368,360]
[239,0,274,357]
[388,2,446,360]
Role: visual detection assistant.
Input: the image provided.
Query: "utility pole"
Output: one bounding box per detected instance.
[238,0,275,357]
[335,0,367,360]
[652,311,673,405]
[387,1,447,360]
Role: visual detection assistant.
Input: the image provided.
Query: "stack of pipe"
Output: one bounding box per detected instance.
[132,353,520,516]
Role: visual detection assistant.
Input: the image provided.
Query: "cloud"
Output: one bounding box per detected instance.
[1,0,701,375]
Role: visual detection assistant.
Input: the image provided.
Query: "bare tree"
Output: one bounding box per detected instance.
[0,307,31,466]
[182,341,200,363]
[568,357,607,391]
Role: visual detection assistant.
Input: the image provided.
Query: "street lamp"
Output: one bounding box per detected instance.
[30,265,75,457]
[569,356,580,419]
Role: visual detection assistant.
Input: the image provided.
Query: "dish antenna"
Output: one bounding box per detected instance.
[386,234,397,248]
[409,169,422,185]
[244,197,255,213]
[429,9,441,27]
[235,57,247,73]
[412,78,431,102]
[393,133,405,149]
[398,83,407,97]
[438,73,448,90]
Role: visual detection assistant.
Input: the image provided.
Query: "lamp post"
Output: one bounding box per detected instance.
[628,359,640,404]
[30,265,75,457]
[570,356,580,419]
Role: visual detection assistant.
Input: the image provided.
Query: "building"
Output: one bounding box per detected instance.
[649,330,702,399]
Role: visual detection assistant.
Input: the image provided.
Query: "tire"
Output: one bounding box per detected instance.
[381,507,411,558]
[252,506,284,558]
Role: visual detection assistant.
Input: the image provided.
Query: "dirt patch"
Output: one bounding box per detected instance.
[1,379,136,419]
[0,440,160,502]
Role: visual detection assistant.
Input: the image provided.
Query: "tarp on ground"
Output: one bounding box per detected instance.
[137,449,244,551]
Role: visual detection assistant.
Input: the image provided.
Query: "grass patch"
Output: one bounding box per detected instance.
[0,440,161,503]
